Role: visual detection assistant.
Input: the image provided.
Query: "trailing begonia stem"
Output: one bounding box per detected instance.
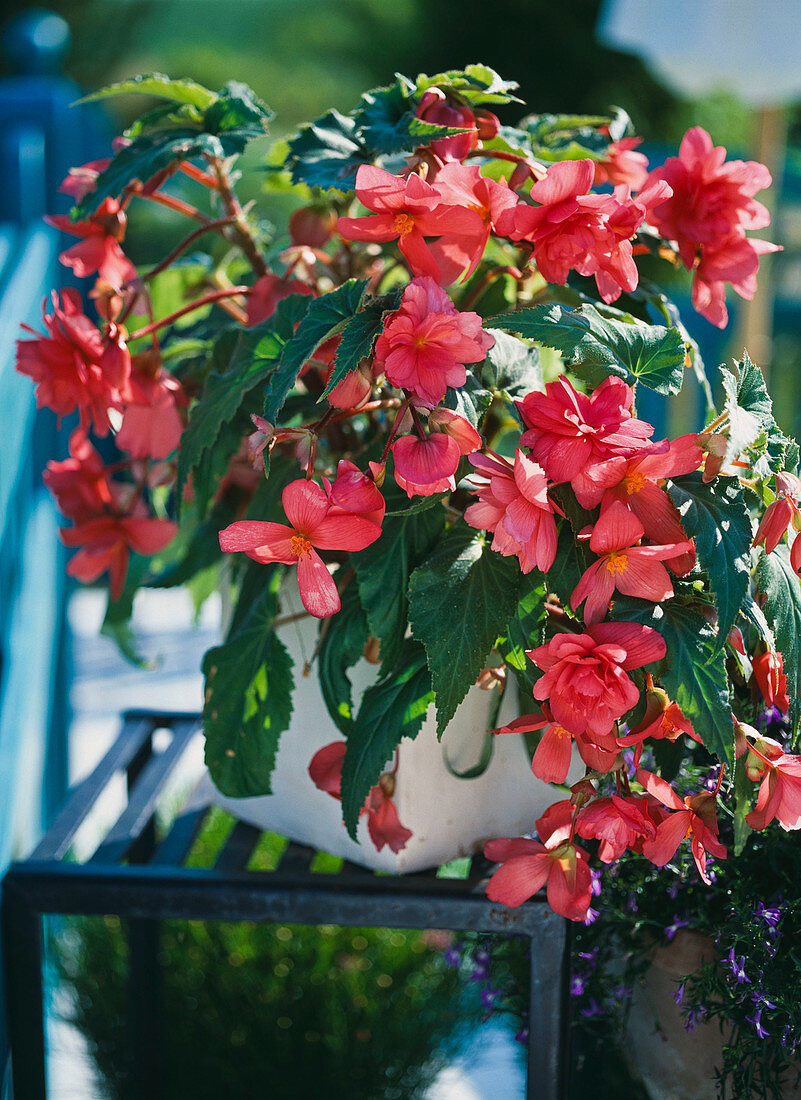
[210,156,269,277]
[379,398,410,463]
[178,161,221,189]
[128,287,250,340]
[132,189,214,225]
[135,217,238,284]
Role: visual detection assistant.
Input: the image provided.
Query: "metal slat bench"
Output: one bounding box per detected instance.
[2,710,570,1099]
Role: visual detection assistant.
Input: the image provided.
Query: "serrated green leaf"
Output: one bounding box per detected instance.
[317,583,369,735]
[489,304,685,395]
[733,757,753,856]
[498,572,548,694]
[284,109,369,191]
[204,81,273,138]
[263,279,368,422]
[735,351,799,476]
[413,65,522,106]
[78,73,217,109]
[321,291,399,400]
[721,364,761,467]
[341,640,433,838]
[355,82,469,156]
[756,545,801,704]
[352,477,446,673]
[520,111,615,161]
[613,597,733,764]
[408,525,522,734]
[444,374,493,430]
[667,473,752,649]
[480,329,542,399]
[385,493,449,517]
[202,572,294,797]
[545,518,587,614]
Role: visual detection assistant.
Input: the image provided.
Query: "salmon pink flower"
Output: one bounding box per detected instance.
[16,289,131,435]
[392,432,460,497]
[336,165,485,283]
[593,137,649,190]
[218,478,383,617]
[43,430,113,522]
[752,650,790,714]
[754,472,801,554]
[484,829,592,920]
[115,365,185,459]
[47,197,136,288]
[744,735,801,832]
[429,162,518,279]
[571,501,692,624]
[415,88,478,162]
[324,459,386,526]
[308,741,412,853]
[638,769,727,883]
[59,158,110,201]
[617,687,697,764]
[374,276,494,406]
[518,375,654,508]
[465,449,558,573]
[528,621,666,739]
[61,509,177,601]
[644,127,779,327]
[493,706,575,784]
[246,272,315,327]
[576,794,657,863]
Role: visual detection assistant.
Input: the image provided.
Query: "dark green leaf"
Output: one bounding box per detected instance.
[321,292,398,400]
[519,111,617,161]
[78,73,216,109]
[545,519,587,614]
[341,640,433,837]
[100,555,153,668]
[480,330,542,399]
[408,524,522,734]
[355,82,468,155]
[613,597,732,764]
[284,109,369,191]
[756,545,801,704]
[385,493,449,517]
[263,279,368,422]
[667,473,752,649]
[352,478,446,673]
[317,583,369,735]
[413,65,522,106]
[498,572,548,695]
[735,351,799,476]
[489,304,686,395]
[148,491,240,588]
[203,572,294,796]
[444,374,493,430]
[203,81,273,140]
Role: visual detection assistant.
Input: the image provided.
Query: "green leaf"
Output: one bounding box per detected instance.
[498,572,548,694]
[733,757,753,857]
[720,364,761,468]
[321,289,401,400]
[355,82,469,155]
[203,81,273,140]
[545,518,587,614]
[385,493,449,517]
[480,330,542,399]
[735,351,799,475]
[341,640,434,838]
[613,597,732,764]
[352,478,446,673]
[413,65,522,106]
[444,374,493,430]
[756,545,801,704]
[263,279,368,422]
[178,295,311,514]
[317,583,369,735]
[667,473,752,649]
[519,111,618,161]
[202,573,294,797]
[78,72,217,109]
[283,109,369,192]
[100,555,153,668]
[408,524,522,734]
[489,304,686,395]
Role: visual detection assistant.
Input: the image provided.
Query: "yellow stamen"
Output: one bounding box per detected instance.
[605,551,629,575]
[625,471,647,494]
[290,534,313,559]
[393,213,415,236]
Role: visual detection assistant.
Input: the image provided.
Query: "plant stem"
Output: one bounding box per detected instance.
[210,157,269,277]
[132,188,214,225]
[128,286,250,340]
[134,217,237,284]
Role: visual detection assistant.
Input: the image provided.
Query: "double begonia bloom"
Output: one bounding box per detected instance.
[617,688,697,765]
[430,162,518,279]
[528,621,666,739]
[744,736,801,833]
[593,137,649,191]
[637,769,727,884]
[115,367,185,459]
[576,794,657,863]
[43,430,113,522]
[465,449,558,574]
[484,801,592,920]
[47,197,136,288]
[308,740,412,853]
[62,509,177,601]
[518,375,654,508]
[644,127,778,327]
[218,476,383,617]
[336,165,485,284]
[571,501,693,624]
[392,432,460,497]
[374,276,494,406]
[16,289,131,435]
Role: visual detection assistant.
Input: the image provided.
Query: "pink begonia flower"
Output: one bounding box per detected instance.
[752,650,790,714]
[571,501,693,624]
[576,794,657,863]
[218,477,382,617]
[429,162,518,279]
[336,165,485,284]
[115,367,185,459]
[643,127,779,327]
[484,823,592,921]
[638,769,726,884]
[47,198,136,288]
[415,88,478,162]
[465,449,558,573]
[308,741,413,853]
[492,705,575,784]
[326,360,374,410]
[61,509,176,601]
[616,689,698,765]
[16,289,131,435]
[527,621,666,739]
[593,137,649,191]
[59,158,111,201]
[374,276,494,406]
[246,272,315,327]
[743,735,801,833]
[43,430,113,522]
[392,432,460,497]
[519,375,654,509]
[323,459,386,526]
[601,433,702,575]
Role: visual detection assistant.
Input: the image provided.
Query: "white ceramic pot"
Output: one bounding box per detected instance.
[200,577,578,872]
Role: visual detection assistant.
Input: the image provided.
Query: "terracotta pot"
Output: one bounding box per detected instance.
[200,577,581,872]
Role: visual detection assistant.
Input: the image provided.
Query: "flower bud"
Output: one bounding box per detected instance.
[475,109,501,141]
[289,205,337,248]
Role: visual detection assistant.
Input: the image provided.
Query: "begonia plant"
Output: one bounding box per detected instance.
[17,65,801,921]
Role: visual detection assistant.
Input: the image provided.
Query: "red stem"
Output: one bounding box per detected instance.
[128,286,250,341]
[179,161,221,189]
[132,189,214,226]
[134,216,237,284]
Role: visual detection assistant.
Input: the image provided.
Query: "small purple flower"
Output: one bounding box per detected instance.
[683,1004,707,1033]
[444,947,461,968]
[624,891,638,914]
[674,982,685,1007]
[664,916,689,942]
[746,1009,770,1039]
[726,948,750,984]
[621,748,636,778]
[583,906,599,926]
[514,1027,529,1045]
[667,880,680,900]
[480,987,500,1010]
[751,991,777,1010]
[590,867,602,897]
[570,974,586,997]
[578,949,598,968]
[580,997,604,1019]
[755,902,781,927]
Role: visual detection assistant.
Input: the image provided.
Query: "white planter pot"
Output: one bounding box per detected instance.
[200,577,576,873]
